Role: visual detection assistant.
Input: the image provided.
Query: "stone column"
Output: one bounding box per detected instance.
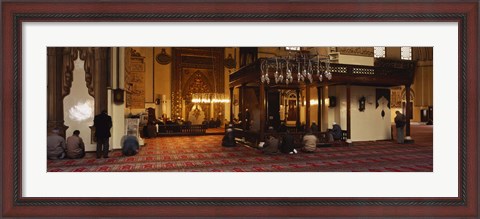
[93,47,108,115]
[296,89,301,128]
[229,86,234,123]
[47,47,68,137]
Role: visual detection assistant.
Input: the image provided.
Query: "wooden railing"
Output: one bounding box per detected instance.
[157,124,207,136]
[230,58,416,87]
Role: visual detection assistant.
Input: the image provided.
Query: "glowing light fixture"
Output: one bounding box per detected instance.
[191,93,230,103]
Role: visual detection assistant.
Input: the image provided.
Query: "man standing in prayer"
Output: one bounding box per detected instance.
[66,130,85,159]
[310,122,319,132]
[47,128,66,160]
[245,108,251,130]
[394,111,406,143]
[93,110,112,158]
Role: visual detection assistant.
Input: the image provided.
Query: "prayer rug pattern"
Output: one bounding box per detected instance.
[47,135,433,172]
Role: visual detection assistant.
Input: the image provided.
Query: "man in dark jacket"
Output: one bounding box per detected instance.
[331,122,342,140]
[94,110,112,158]
[280,130,296,154]
[310,122,319,132]
[222,126,236,147]
[394,111,406,143]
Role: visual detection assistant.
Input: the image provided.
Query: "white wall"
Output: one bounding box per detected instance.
[350,86,392,141]
[110,48,125,150]
[325,85,391,141]
[327,86,346,130]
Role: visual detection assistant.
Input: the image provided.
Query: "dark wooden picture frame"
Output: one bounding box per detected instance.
[1,0,478,218]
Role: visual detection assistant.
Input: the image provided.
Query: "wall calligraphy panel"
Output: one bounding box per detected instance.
[125,48,146,109]
[337,47,374,57]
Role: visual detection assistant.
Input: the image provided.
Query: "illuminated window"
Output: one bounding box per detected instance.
[374,47,385,58]
[285,47,301,51]
[401,47,412,60]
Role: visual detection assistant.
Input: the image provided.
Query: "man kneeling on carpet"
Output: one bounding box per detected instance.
[47,128,66,160]
[302,128,318,153]
[222,124,236,147]
[66,130,85,159]
[262,126,280,154]
[121,135,140,156]
[328,122,343,142]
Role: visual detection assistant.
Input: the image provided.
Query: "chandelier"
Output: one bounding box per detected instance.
[191,93,230,103]
[260,51,332,85]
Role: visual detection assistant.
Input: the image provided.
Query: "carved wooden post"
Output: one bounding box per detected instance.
[405,84,412,137]
[259,87,271,128]
[305,85,311,129]
[229,86,234,123]
[296,89,301,128]
[240,84,246,130]
[93,47,108,115]
[317,86,322,131]
[259,82,266,140]
[346,84,351,139]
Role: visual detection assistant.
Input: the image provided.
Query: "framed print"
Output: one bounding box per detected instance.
[1,0,478,218]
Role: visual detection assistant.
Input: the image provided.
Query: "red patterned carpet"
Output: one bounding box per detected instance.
[47,125,433,172]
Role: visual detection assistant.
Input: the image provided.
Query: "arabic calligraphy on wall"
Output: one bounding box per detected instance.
[336,47,374,57]
[125,48,146,109]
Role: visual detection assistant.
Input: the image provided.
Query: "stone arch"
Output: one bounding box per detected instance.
[183,70,213,121]
[62,47,96,98]
[284,90,298,122]
[183,70,213,101]
[401,88,415,102]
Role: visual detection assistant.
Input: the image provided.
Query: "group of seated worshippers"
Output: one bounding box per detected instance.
[203,117,222,128]
[261,126,298,155]
[260,127,318,154]
[47,128,85,160]
[260,122,343,154]
[47,128,141,160]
